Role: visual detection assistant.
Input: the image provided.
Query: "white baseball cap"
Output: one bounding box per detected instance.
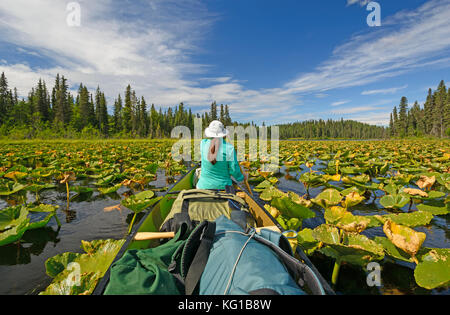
[205,120,229,138]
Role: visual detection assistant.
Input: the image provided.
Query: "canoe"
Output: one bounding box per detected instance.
[93,165,335,295]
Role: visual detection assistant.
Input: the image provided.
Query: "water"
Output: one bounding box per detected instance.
[272,164,449,295]
[0,169,171,295]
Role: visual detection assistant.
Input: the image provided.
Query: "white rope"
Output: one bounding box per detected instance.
[222,229,256,295]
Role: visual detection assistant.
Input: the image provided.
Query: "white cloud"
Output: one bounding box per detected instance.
[330,106,379,115]
[361,84,408,95]
[346,0,371,7]
[282,0,450,95]
[331,100,350,106]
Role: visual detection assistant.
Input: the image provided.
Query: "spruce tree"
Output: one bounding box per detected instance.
[210,101,217,122]
[138,96,148,137]
[433,80,446,138]
[423,88,434,134]
[123,85,132,133]
[398,97,408,137]
[393,106,399,137]
[113,94,123,134]
[224,104,232,126]
[99,92,108,136]
[389,113,394,137]
[0,72,9,125]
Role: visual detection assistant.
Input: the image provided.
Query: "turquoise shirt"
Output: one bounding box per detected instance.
[196,138,244,190]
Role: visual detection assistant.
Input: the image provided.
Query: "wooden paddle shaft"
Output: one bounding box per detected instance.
[239,164,254,196]
[134,231,175,241]
[134,226,280,241]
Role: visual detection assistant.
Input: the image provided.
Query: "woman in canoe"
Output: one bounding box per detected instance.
[196,120,246,190]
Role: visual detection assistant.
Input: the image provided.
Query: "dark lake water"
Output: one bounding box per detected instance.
[0,169,171,295]
[273,164,450,295]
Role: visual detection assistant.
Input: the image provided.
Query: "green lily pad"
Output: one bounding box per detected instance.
[379,194,410,209]
[297,228,319,256]
[416,203,449,215]
[70,186,94,194]
[0,182,27,196]
[324,206,371,233]
[121,191,159,213]
[98,184,122,195]
[319,233,384,267]
[40,239,125,295]
[0,206,29,231]
[375,211,434,227]
[383,220,426,259]
[312,224,340,245]
[0,217,30,247]
[259,186,286,201]
[343,191,365,208]
[311,188,342,209]
[27,183,57,193]
[414,248,450,290]
[374,236,414,263]
[253,180,272,192]
[271,196,315,220]
[27,204,59,213]
[28,213,56,230]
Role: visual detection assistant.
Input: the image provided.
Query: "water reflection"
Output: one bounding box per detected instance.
[0,227,60,266]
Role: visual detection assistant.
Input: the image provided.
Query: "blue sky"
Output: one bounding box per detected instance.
[0,0,449,126]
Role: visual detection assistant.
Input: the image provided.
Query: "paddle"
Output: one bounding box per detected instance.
[224,135,253,196]
[239,163,254,196]
[134,226,280,241]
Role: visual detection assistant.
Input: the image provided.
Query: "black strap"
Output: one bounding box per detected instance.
[252,234,325,295]
[181,199,190,213]
[184,222,216,295]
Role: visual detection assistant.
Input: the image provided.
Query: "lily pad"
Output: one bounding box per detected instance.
[416,203,449,215]
[297,228,320,255]
[414,248,450,290]
[312,224,340,245]
[343,191,365,208]
[311,188,343,209]
[121,191,159,213]
[259,186,286,201]
[319,233,384,267]
[375,211,433,228]
[383,220,426,260]
[40,239,125,295]
[379,194,410,209]
[98,184,122,195]
[271,196,315,220]
[0,182,27,196]
[324,206,371,233]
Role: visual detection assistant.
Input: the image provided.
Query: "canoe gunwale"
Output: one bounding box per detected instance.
[92,164,198,295]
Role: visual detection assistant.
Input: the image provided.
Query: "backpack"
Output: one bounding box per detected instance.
[105,216,325,295]
[172,216,326,295]
[160,188,256,233]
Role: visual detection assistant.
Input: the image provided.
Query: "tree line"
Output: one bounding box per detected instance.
[389,80,450,138]
[0,72,233,139]
[273,119,388,140]
[1,71,447,140]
